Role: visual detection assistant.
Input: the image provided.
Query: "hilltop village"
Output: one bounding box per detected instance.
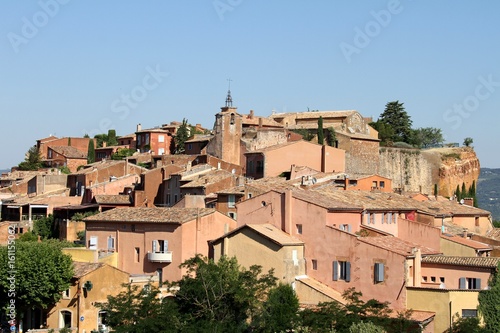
[0,93,496,333]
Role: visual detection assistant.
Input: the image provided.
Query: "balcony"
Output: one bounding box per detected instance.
[147,251,173,263]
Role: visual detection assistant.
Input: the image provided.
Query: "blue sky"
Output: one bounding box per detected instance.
[1,1,499,169]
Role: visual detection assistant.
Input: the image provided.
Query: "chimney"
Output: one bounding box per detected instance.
[284,189,293,234]
[344,175,349,190]
[462,228,468,238]
[463,198,474,207]
[186,161,192,171]
[102,142,107,148]
[258,117,263,128]
[137,123,142,132]
[412,247,422,287]
[249,110,254,119]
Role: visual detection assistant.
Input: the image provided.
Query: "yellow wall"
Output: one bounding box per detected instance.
[63,248,98,263]
[407,288,480,333]
[440,238,477,257]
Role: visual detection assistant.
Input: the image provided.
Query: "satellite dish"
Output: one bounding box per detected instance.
[460,199,464,205]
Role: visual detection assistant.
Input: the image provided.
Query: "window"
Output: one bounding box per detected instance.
[339,224,352,232]
[60,310,72,328]
[145,134,150,144]
[380,181,385,188]
[228,194,236,208]
[256,160,264,173]
[152,240,169,253]
[131,224,136,232]
[158,148,165,155]
[228,212,236,220]
[387,212,392,224]
[440,277,445,283]
[62,289,70,299]
[475,217,479,227]
[462,309,478,318]
[98,310,108,331]
[459,277,481,290]
[107,236,115,251]
[369,213,375,224]
[312,259,318,270]
[248,160,254,173]
[349,179,357,186]
[158,135,165,143]
[248,193,253,199]
[230,113,235,125]
[296,224,303,234]
[431,276,436,283]
[372,181,377,188]
[374,263,384,283]
[422,276,428,282]
[187,143,192,150]
[333,261,351,282]
[135,247,140,263]
[89,236,97,250]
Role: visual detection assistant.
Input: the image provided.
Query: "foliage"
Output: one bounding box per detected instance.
[494,220,500,228]
[434,183,438,196]
[293,128,314,141]
[411,127,444,148]
[0,241,74,319]
[463,137,473,147]
[327,126,337,147]
[33,214,56,239]
[299,288,418,333]
[71,211,99,221]
[317,116,325,145]
[108,129,118,146]
[98,283,180,333]
[370,120,395,146]
[111,147,136,160]
[349,321,386,333]
[253,283,300,333]
[17,231,38,242]
[171,255,278,332]
[18,146,43,170]
[58,165,71,174]
[478,262,500,332]
[87,139,95,164]
[76,230,85,241]
[449,313,482,333]
[174,118,190,154]
[377,101,413,144]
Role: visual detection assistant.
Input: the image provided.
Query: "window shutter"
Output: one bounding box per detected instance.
[459,277,466,289]
[152,240,157,253]
[89,236,97,249]
[164,240,169,251]
[347,224,352,233]
[345,262,351,282]
[375,263,384,282]
[333,261,338,281]
[339,225,345,231]
[107,237,114,250]
[476,278,481,290]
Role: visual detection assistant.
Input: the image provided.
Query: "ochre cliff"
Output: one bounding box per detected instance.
[378,147,480,197]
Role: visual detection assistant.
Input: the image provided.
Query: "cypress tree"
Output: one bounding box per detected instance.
[317,116,324,145]
[108,129,118,146]
[461,182,468,199]
[87,139,95,164]
[478,262,500,331]
[455,185,461,201]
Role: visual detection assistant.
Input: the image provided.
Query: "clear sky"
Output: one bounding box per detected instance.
[1,1,499,169]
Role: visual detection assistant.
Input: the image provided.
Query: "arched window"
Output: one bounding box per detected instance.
[230,113,235,125]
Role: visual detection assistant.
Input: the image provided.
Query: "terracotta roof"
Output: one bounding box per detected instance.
[295,276,346,304]
[94,194,132,205]
[216,185,246,195]
[292,189,364,211]
[181,169,235,188]
[118,133,136,139]
[422,255,500,268]
[37,135,59,143]
[270,110,358,119]
[486,228,500,240]
[73,261,104,278]
[49,146,87,159]
[359,236,441,257]
[185,135,213,143]
[440,234,492,250]
[74,160,142,174]
[136,127,170,134]
[245,140,314,154]
[84,207,216,224]
[246,224,304,246]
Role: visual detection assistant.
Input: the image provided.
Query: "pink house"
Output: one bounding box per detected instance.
[84,207,236,283]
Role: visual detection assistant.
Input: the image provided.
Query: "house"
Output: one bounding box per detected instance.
[407,256,500,333]
[44,146,88,173]
[117,133,136,148]
[330,173,393,192]
[244,140,345,179]
[22,262,129,332]
[36,136,95,161]
[440,233,492,257]
[94,142,131,162]
[135,124,174,155]
[84,207,237,283]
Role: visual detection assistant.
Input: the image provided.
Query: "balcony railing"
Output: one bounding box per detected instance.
[148,251,173,263]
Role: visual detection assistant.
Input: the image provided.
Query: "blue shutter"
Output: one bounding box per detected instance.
[164,240,169,251]
[345,262,351,282]
[459,277,466,289]
[152,240,157,253]
[476,278,481,290]
[347,224,352,233]
[333,261,338,281]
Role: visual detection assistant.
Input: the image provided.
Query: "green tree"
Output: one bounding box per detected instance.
[461,182,468,199]
[33,214,56,239]
[99,283,180,333]
[111,148,136,160]
[18,146,43,171]
[378,101,413,144]
[0,241,74,323]
[293,128,314,141]
[469,180,478,207]
[411,127,444,148]
[317,116,325,145]
[253,283,300,333]
[478,262,500,332]
[171,255,278,332]
[369,120,395,146]
[455,185,461,201]
[174,118,190,154]
[327,126,337,147]
[94,133,108,148]
[349,321,386,333]
[108,129,118,146]
[463,137,473,147]
[87,139,95,164]
[449,313,482,333]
